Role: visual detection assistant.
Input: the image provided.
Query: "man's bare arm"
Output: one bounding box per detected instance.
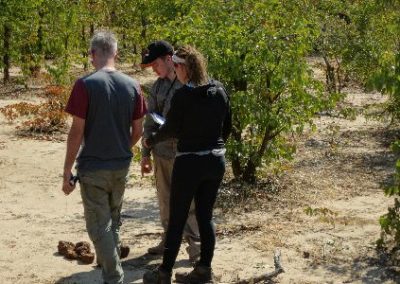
[131,117,144,148]
[62,116,85,195]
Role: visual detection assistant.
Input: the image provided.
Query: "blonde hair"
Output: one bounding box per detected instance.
[175,45,208,86]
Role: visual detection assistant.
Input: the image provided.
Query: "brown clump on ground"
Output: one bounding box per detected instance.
[57,241,75,256]
[74,241,94,264]
[57,240,95,264]
[74,241,91,255]
[65,249,78,260]
[79,252,95,264]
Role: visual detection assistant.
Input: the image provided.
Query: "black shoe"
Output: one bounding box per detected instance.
[175,264,214,283]
[143,267,172,284]
[120,245,130,259]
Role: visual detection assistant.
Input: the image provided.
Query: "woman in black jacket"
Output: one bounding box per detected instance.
[143,45,232,284]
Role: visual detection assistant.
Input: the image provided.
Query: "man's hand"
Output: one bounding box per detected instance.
[141,156,153,177]
[62,173,76,195]
[62,116,84,196]
[143,138,150,149]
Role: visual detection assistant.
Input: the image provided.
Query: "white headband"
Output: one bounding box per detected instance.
[172,54,186,64]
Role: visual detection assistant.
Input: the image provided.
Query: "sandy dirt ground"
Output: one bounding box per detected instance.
[1,68,400,283]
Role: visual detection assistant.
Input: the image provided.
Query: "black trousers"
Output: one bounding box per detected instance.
[161,153,225,272]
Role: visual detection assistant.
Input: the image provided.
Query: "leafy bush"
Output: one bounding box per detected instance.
[45,58,72,86]
[0,85,69,134]
[156,0,339,182]
[378,141,400,250]
[354,2,400,251]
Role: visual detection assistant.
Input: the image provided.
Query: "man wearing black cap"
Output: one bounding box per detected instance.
[141,40,200,262]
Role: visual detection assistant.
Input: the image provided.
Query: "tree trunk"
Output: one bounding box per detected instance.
[81,26,88,71]
[230,124,243,178]
[29,9,45,78]
[122,33,127,49]
[90,23,95,36]
[230,78,248,179]
[335,57,343,92]
[323,56,336,93]
[141,16,147,39]
[37,10,44,54]
[64,34,69,50]
[243,126,275,183]
[3,24,11,84]
[231,157,243,178]
[243,158,257,183]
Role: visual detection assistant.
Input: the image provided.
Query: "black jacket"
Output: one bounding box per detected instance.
[147,80,232,152]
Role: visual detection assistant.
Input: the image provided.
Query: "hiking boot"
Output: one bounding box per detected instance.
[175,264,214,283]
[97,245,130,267]
[186,245,200,265]
[143,267,172,284]
[148,240,164,255]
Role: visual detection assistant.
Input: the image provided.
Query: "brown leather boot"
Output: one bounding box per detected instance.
[96,245,130,267]
[147,239,165,255]
[143,267,172,284]
[175,264,214,283]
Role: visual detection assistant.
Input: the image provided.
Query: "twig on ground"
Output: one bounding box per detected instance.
[124,224,261,239]
[234,249,284,284]
[132,232,163,238]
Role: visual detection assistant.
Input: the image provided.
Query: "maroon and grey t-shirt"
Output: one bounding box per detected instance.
[65,69,147,172]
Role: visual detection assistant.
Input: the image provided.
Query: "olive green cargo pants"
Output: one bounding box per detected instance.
[79,168,129,284]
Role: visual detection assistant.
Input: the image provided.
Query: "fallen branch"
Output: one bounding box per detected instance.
[124,224,261,239]
[133,232,163,238]
[234,249,284,284]
[216,224,262,237]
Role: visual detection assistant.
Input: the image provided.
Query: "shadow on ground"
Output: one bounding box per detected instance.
[307,252,400,283]
[121,199,160,225]
[54,253,157,284]
[55,252,193,284]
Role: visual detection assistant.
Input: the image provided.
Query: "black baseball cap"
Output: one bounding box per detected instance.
[141,40,173,68]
